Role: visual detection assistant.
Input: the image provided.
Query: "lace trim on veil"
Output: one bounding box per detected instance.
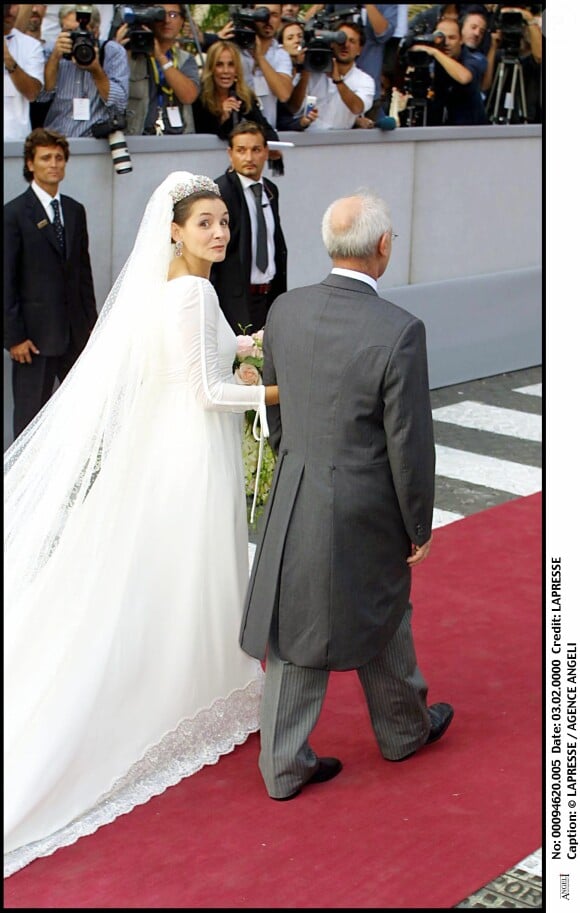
[4,676,263,879]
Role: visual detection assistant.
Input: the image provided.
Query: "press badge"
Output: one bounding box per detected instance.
[166,106,183,128]
[73,98,90,120]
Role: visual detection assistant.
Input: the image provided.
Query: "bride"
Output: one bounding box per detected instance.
[4,172,279,877]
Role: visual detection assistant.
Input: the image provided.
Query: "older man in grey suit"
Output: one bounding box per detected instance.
[240,190,454,800]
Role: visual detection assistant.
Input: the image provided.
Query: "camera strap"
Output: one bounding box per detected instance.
[99,40,109,68]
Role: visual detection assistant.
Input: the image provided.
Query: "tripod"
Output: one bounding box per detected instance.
[403,97,429,127]
[486,53,529,124]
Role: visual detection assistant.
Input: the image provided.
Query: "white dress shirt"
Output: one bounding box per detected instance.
[31,180,65,228]
[306,65,375,131]
[4,29,45,142]
[331,267,377,292]
[238,174,277,285]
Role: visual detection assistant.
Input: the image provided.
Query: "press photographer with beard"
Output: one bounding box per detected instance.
[410,16,488,125]
[40,5,129,137]
[304,21,375,131]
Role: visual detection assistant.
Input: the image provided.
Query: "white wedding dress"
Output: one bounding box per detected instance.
[4,276,265,877]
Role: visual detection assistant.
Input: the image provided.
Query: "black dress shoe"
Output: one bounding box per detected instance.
[271,757,343,801]
[425,702,454,745]
[388,702,454,762]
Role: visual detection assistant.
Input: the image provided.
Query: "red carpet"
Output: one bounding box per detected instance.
[4,493,542,909]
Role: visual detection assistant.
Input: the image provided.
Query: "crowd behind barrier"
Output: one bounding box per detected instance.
[4,120,542,450]
[4,5,542,448]
[4,4,543,144]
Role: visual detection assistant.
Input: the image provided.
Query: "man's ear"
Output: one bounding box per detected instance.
[378,231,390,258]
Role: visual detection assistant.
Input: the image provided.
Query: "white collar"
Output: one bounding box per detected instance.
[31,181,61,209]
[238,174,265,191]
[331,267,377,292]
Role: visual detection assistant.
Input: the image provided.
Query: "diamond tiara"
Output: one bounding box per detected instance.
[170,175,221,204]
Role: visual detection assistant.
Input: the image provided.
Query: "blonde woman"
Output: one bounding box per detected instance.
[192,40,278,141]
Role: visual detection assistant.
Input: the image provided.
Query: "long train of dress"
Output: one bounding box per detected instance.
[4,278,265,878]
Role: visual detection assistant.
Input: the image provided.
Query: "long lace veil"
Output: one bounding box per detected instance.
[4,171,203,604]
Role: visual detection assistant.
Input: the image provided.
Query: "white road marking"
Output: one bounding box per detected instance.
[433,508,463,528]
[432,401,541,442]
[514,383,542,397]
[435,444,542,496]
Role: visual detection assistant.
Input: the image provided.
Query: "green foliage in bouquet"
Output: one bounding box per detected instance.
[241,419,277,526]
[234,328,277,525]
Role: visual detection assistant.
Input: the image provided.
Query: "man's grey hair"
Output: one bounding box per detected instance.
[321,190,392,259]
[58,4,100,28]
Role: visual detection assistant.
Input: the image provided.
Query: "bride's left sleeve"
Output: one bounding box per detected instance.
[184,278,267,422]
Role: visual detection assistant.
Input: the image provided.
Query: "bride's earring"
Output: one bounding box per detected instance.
[175,240,183,257]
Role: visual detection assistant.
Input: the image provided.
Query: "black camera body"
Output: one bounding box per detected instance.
[495,9,526,58]
[399,29,445,68]
[91,111,132,175]
[123,5,166,55]
[301,5,360,73]
[91,110,128,138]
[322,5,363,29]
[229,5,270,51]
[63,8,98,66]
[302,23,347,74]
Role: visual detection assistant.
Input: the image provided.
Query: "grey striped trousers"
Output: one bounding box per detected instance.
[258,605,431,799]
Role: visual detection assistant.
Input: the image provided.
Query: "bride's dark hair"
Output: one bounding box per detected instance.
[172,190,222,226]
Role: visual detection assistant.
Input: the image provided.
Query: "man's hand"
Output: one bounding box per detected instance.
[52,30,74,61]
[407,536,432,567]
[10,340,40,365]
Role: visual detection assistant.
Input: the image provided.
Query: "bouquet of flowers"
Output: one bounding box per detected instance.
[234,330,277,525]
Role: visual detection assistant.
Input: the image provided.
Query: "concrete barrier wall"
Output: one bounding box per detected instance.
[3,124,542,448]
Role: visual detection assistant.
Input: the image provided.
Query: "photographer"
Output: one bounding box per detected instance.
[41,5,129,137]
[275,18,319,130]
[485,4,542,123]
[237,4,294,132]
[115,4,200,135]
[4,4,45,142]
[409,16,488,125]
[303,21,375,131]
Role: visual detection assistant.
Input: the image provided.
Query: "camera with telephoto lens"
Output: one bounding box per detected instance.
[399,27,446,70]
[228,5,271,51]
[62,6,98,66]
[92,110,132,175]
[122,5,166,55]
[302,20,347,73]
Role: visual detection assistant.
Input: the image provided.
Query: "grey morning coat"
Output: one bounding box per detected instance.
[240,274,435,672]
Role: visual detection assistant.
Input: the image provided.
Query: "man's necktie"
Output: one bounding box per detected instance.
[51,198,65,254]
[250,183,269,274]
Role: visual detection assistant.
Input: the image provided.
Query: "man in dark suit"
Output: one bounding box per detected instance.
[240,190,454,800]
[4,127,98,439]
[211,120,287,334]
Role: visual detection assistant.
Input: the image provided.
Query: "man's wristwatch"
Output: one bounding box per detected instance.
[5,60,18,74]
[332,75,344,84]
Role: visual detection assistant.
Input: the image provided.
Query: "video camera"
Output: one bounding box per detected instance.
[300,6,357,74]
[398,27,445,69]
[228,5,271,51]
[63,6,98,66]
[122,5,166,55]
[488,4,540,59]
[302,22,347,73]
